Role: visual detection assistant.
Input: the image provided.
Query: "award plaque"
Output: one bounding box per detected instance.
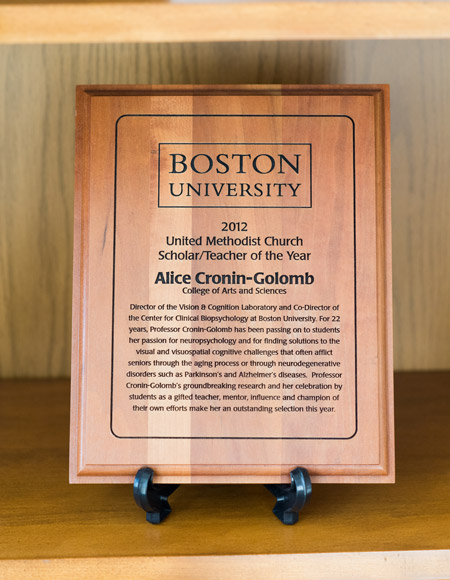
[70,85,394,484]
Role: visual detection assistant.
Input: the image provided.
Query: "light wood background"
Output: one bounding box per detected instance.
[0,40,449,377]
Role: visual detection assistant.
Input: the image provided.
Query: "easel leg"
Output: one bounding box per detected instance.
[264,467,312,525]
[133,467,180,524]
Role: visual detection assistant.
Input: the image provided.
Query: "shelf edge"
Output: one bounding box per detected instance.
[1,1,450,45]
[1,551,449,579]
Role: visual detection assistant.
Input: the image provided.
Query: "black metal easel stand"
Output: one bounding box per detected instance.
[133,467,179,524]
[264,466,312,525]
[134,466,311,525]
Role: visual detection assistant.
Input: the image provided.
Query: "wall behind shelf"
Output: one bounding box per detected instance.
[0,40,449,377]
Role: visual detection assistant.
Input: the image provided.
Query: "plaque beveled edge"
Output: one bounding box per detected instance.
[69,84,394,485]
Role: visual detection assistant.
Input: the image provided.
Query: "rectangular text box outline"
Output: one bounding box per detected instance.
[157,142,312,209]
[111,114,357,441]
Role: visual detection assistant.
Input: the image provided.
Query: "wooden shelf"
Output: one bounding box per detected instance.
[0,372,449,578]
[1,1,450,44]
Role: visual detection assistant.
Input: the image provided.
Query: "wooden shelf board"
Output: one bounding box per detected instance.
[1,2,450,44]
[0,372,449,577]
[1,551,450,580]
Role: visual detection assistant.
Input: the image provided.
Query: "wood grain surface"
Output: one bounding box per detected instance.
[0,373,449,569]
[0,40,449,377]
[70,85,393,483]
[1,552,450,580]
[1,2,450,44]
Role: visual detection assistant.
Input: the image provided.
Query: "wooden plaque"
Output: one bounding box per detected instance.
[70,85,394,484]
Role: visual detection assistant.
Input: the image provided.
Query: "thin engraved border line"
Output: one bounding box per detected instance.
[111,114,357,440]
[157,142,312,209]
